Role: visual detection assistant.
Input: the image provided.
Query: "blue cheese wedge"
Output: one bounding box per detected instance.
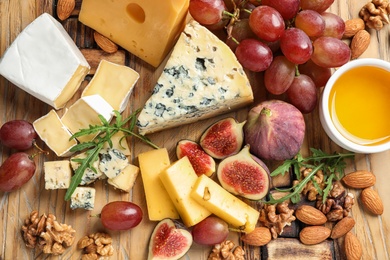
[70,187,96,210]
[107,164,139,192]
[0,13,90,109]
[70,152,103,185]
[44,161,72,189]
[136,20,253,135]
[98,148,129,179]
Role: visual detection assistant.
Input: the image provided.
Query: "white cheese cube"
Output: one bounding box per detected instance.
[70,187,96,210]
[44,161,72,189]
[107,164,139,192]
[98,148,129,179]
[70,152,103,185]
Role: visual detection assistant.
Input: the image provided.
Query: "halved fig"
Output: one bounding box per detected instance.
[176,140,216,177]
[217,145,270,200]
[200,117,245,159]
[148,219,192,260]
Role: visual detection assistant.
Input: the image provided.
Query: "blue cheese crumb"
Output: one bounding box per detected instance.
[70,187,95,210]
[99,148,129,179]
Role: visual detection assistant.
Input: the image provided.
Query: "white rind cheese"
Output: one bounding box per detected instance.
[70,187,96,210]
[0,13,90,109]
[137,20,253,135]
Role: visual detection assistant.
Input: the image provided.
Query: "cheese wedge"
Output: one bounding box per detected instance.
[79,0,189,67]
[107,164,139,192]
[0,13,90,109]
[136,20,254,135]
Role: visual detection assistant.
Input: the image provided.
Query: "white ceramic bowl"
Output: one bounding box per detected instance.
[319,58,390,153]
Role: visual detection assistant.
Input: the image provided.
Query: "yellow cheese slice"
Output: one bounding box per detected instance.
[191,174,260,233]
[138,148,179,221]
[78,0,189,67]
[160,157,212,227]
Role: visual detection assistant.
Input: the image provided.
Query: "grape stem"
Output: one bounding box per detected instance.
[295,65,300,77]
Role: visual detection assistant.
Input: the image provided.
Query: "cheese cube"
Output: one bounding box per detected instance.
[70,187,96,210]
[102,131,131,156]
[33,110,77,157]
[107,164,139,192]
[44,161,72,189]
[191,175,260,233]
[138,148,179,221]
[98,148,129,179]
[0,13,90,109]
[160,157,211,227]
[70,152,103,185]
[79,0,189,67]
[61,95,114,143]
[82,60,139,112]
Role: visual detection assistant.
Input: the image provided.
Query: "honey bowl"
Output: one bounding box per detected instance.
[319,58,390,153]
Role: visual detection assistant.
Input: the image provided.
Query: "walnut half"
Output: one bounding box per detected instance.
[359,0,390,30]
[208,240,245,260]
[78,232,114,260]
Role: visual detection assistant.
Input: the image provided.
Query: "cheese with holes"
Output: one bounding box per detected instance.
[136,20,253,135]
[160,157,211,227]
[61,95,114,143]
[107,164,139,192]
[191,174,260,233]
[79,0,189,67]
[44,161,72,189]
[0,13,89,109]
[81,60,139,112]
[138,148,179,221]
[33,110,77,157]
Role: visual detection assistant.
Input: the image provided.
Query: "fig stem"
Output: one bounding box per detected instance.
[260,107,272,117]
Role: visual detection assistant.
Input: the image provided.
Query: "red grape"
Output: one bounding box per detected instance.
[0,152,36,192]
[321,12,345,39]
[100,201,143,230]
[249,6,285,42]
[235,39,273,72]
[287,74,318,114]
[300,0,334,14]
[0,120,37,150]
[264,56,296,95]
[226,19,257,51]
[280,28,313,64]
[261,0,300,20]
[311,36,351,68]
[299,59,332,88]
[192,216,229,245]
[295,10,325,38]
[189,0,227,25]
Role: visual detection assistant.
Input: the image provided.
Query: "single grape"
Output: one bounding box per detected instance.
[192,216,229,245]
[0,120,37,150]
[280,28,313,64]
[300,0,334,14]
[239,2,256,19]
[261,0,300,20]
[100,201,143,230]
[226,19,257,51]
[249,6,285,42]
[287,74,318,114]
[311,36,351,68]
[235,39,273,72]
[264,56,296,95]
[321,12,345,39]
[295,10,325,38]
[299,59,332,88]
[0,152,36,192]
[189,0,227,25]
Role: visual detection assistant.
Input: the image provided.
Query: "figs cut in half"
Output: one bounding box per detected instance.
[176,139,216,177]
[148,219,192,260]
[200,117,245,160]
[217,145,270,200]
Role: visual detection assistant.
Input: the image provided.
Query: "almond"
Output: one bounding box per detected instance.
[342,170,376,189]
[360,188,384,215]
[350,29,371,59]
[57,0,75,21]
[295,205,327,225]
[330,216,355,239]
[343,18,365,38]
[241,227,272,246]
[299,226,331,245]
[94,32,119,54]
[344,232,362,260]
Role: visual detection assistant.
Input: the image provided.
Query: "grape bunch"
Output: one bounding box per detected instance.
[189,0,351,114]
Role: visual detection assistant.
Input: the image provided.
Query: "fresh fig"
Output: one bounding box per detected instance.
[148,218,192,260]
[244,100,305,161]
[217,145,270,200]
[199,117,245,159]
[176,140,216,177]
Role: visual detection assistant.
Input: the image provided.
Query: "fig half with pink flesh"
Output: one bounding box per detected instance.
[148,218,192,260]
[176,139,216,177]
[217,145,270,200]
[200,117,245,159]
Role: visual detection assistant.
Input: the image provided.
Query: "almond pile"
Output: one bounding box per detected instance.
[343,18,371,59]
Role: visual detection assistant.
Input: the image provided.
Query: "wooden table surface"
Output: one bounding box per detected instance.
[1,0,389,259]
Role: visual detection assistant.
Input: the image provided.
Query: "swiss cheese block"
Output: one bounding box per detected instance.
[159,157,212,227]
[81,60,139,112]
[0,13,90,109]
[191,175,260,233]
[138,148,179,221]
[33,110,77,157]
[136,20,254,135]
[79,0,189,67]
[61,95,114,143]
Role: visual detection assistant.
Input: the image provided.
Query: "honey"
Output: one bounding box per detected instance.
[329,66,390,146]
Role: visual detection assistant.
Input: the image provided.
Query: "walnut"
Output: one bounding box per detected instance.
[78,232,114,259]
[208,240,245,260]
[21,210,46,248]
[359,0,390,30]
[258,201,296,239]
[293,167,325,201]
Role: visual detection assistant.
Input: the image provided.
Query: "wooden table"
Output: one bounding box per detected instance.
[1,0,389,259]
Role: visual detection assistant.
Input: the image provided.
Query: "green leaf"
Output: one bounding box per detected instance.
[270,159,295,177]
